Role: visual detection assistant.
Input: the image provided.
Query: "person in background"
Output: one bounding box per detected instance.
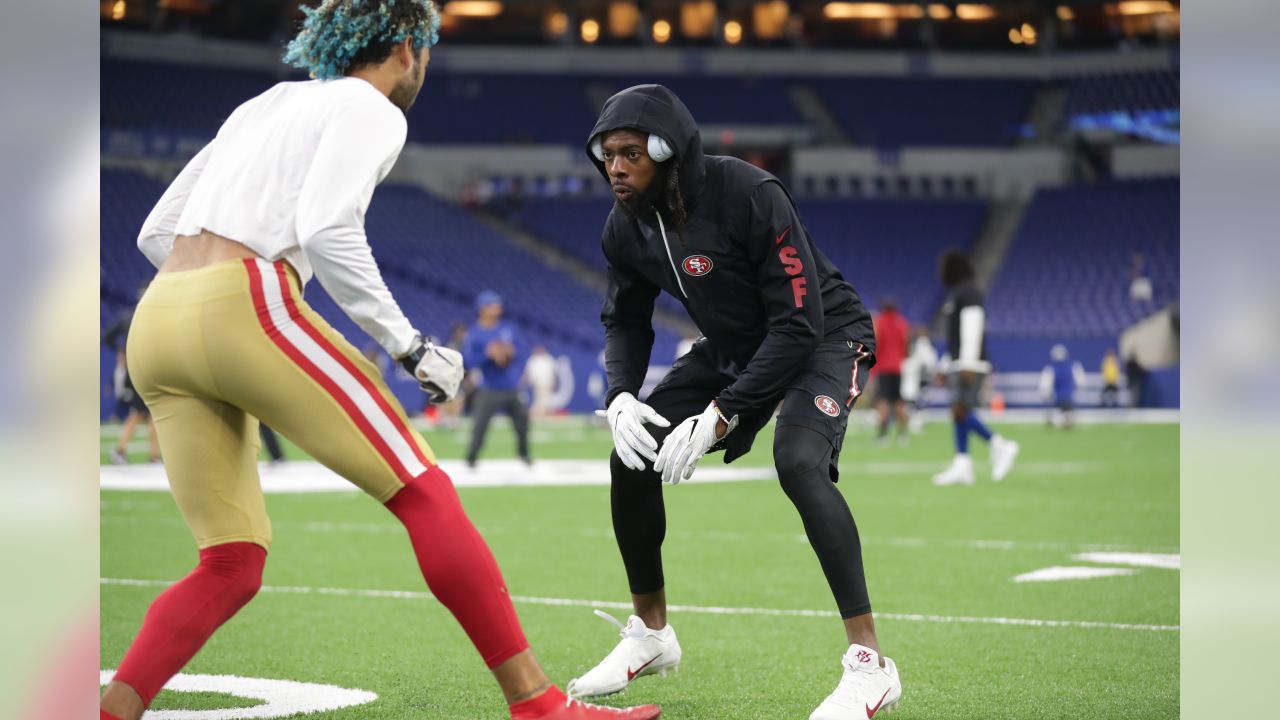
[110,356,130,422]
[361,342,392,377]
[432,322,469,429]
[1129,251,1153,303]
[259,425,286,464]
[871,298,910,446]
[102,286,160,464]
[1125,353,1147,408]
[464,291,531,467]
[524,345,558,417]
[1040,344,1086,429]
[900,327,938,435]
[931,251,1019,486]
[1100,348,1121,408]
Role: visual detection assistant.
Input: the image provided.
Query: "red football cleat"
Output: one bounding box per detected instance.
[544,698,660,720]
[510,686,659,720]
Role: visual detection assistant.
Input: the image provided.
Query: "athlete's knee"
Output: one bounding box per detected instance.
[610,449,658,483]
[198,541,266,606]
[773,425,832,482]
[386,469,465,522]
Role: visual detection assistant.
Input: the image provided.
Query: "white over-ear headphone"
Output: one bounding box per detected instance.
[591,133,675,163]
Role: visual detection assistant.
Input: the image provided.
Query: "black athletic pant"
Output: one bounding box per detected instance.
[1101,383,1120,407]
[259,424,284,462]
[466,388,531,464]
[611,339,874,619]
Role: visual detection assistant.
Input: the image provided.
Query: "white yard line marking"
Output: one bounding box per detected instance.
[1014,566,1139,583]
[1012,552,1178,583]
[101,578,1179,633]
[99,669,376,719]
[1073,552,1180,569]
[850,461,1102,475]
[99,459,775,492]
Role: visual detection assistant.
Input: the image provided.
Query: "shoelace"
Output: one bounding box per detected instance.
[593,609,627,634]
[565,610,642,693]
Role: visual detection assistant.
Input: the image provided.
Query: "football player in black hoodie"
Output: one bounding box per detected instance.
[568,85,902,720]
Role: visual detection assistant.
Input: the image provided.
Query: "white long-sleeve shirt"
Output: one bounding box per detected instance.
[901,336,939,400]
[137,77,417,357]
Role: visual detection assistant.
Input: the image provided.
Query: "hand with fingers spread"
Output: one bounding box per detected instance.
[653,401,737,485]
[597,392,671,472]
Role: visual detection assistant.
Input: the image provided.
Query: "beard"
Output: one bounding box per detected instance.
[389,58,424,114]
[614,167,667,218]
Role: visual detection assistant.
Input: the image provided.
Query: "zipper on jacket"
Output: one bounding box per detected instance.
[656,211,688,299]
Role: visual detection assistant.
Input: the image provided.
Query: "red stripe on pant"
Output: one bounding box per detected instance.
[385,466,529,668]
[847,343,869,408]
[243,259,413,482]
[270,263,431,471]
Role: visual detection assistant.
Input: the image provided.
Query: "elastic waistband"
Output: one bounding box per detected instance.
[142,258,300,304]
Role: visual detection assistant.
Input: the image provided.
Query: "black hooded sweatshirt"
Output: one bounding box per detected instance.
[589,85,875,421]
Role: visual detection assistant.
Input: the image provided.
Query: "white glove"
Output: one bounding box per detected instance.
[399,335,465,403]
[597,392,670,472]
[654,401,737,485]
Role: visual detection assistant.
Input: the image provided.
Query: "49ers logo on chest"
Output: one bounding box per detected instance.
[682,255,714,277]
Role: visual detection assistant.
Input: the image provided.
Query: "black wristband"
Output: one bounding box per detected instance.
[400,335,425,377]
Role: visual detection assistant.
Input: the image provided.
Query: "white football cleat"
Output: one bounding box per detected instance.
[931,454,975,486]
[567,611,681,699]
[990,435,1020,482]
[810,645,902,720]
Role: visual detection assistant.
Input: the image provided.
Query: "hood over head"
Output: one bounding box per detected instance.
[586,84,706,210]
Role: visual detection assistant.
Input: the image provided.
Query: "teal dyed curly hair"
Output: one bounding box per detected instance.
[284,1,441,81]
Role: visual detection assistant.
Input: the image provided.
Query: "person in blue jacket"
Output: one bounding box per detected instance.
[464,291,531,467]
[1040,343,1087,429]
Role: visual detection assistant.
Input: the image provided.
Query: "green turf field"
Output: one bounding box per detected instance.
[101,418,1178,719]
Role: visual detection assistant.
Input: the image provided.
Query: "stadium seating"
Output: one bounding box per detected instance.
[100,169,171,306]
[512,196,988,326]
[985,177,1178,339]
[101,60,806,145]
[808,77,1038,147]
[102,60,1034,148]
[99,169,681,359]
[795,198,989,323]
[102,59,285,138]
[592,75,807,127]
[1063,69,1180,119]
[409,73,596,145]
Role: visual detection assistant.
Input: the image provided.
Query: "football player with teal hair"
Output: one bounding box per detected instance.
[286,0,440,78]
[100,3,661,719]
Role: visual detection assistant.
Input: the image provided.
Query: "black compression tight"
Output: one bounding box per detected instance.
[774,425,872,618]
[609,423,872,618]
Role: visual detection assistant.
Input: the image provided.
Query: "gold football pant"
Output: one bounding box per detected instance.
[126,258,436,550]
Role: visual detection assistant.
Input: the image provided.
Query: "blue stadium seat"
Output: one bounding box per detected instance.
[102,60,809,145]
[985,178,1178,338]
[809,77,1038,147]
[1063,69,1180,119]
[795,198,988,323]
[592,75,807,127]
[512,196,988,328]
[100,169,680,358]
